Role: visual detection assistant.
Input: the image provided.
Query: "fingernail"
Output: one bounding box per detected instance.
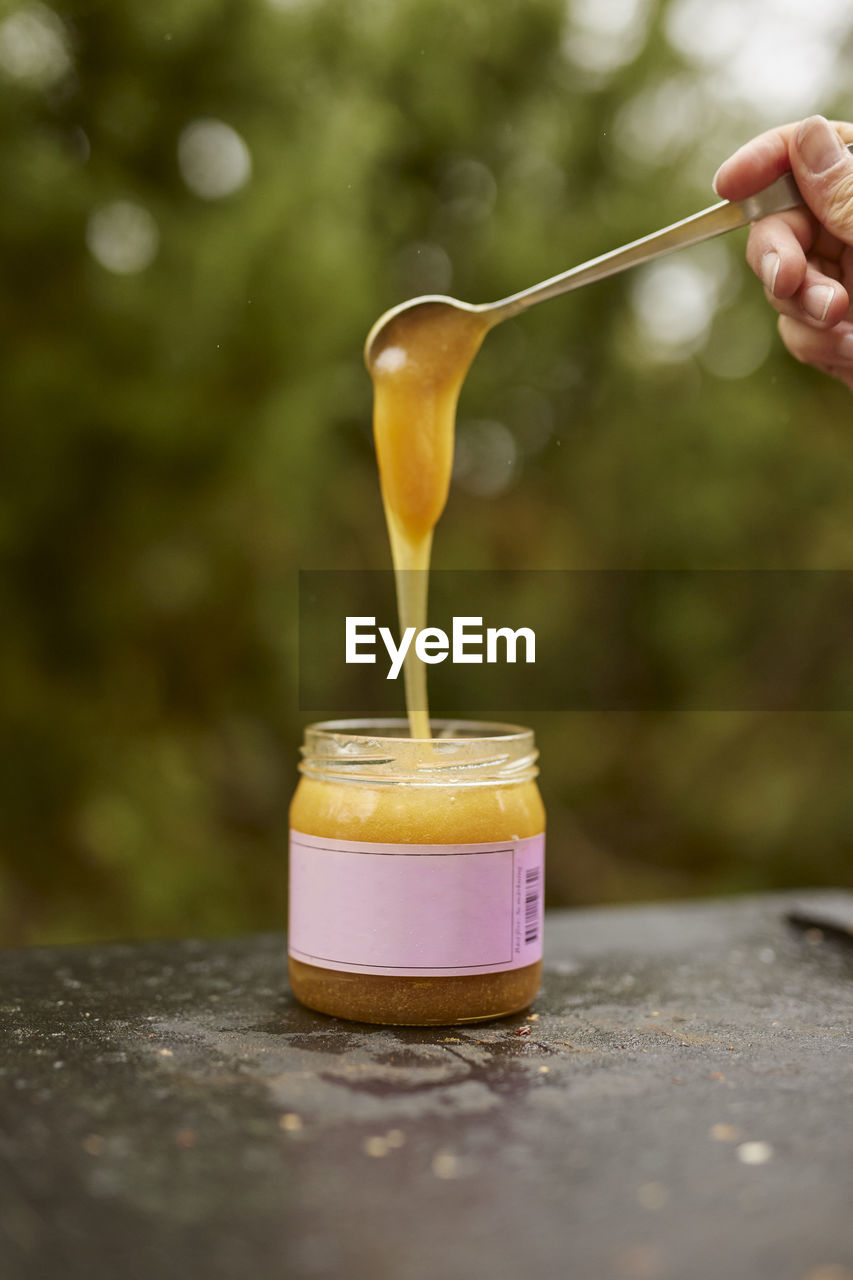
[840,333,853,362]
[761,251,780,296]
[803,284,836,322]
[797,115,844,174]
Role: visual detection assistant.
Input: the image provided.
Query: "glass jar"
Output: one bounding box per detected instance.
[288,719,545,1026]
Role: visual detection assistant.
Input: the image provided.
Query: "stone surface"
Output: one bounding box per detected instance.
[1,892,852,1280]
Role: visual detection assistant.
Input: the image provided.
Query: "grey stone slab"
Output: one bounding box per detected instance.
[1,892,851,1280]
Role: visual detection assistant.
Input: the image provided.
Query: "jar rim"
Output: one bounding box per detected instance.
[303,718,534,742]
[299,719,538,786]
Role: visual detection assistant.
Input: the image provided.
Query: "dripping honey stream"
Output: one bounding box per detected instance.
[366,300,494,738]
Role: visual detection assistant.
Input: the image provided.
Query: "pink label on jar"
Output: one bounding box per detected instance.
[288,830,544,978]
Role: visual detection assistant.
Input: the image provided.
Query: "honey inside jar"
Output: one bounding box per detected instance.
[288,721,544,1025]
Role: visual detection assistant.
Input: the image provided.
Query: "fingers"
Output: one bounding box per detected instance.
[713,118,853,203]
[714,119,853,332]
[745,216,849,329]
[778,315,853,391]
[745,212,850,328]
[744,207,812,296]
[713,123,800,201]
[715,118,853,388]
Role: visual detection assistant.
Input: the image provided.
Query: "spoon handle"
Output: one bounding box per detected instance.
[490,145,853,320]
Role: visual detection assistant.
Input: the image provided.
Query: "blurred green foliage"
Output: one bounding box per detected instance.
[1,0,851,944]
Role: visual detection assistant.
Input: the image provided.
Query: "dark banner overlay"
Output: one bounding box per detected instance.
[299,570,853,713]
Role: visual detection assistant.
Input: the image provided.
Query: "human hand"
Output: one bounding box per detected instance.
[713,116,853,390]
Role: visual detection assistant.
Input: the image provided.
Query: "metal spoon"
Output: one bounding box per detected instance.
[365,148,853,362]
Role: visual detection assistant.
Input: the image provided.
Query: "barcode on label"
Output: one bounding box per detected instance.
[524,866,540,945]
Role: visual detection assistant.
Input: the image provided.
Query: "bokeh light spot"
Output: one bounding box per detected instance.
[177,118,252,200]
[439,156,497,224]
[630,247,728,360]
[86,200,160,275]
[393,241,453,298]
[0,3,71,89]
[563,0,652,75]
[453,419,518,497]
[665,0,847,115]
[701,308,773,381]
[613,77,705,168]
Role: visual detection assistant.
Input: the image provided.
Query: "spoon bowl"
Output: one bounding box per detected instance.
[364,294,488,370]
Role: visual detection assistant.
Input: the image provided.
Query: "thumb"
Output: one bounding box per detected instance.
[792,116,853,246]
